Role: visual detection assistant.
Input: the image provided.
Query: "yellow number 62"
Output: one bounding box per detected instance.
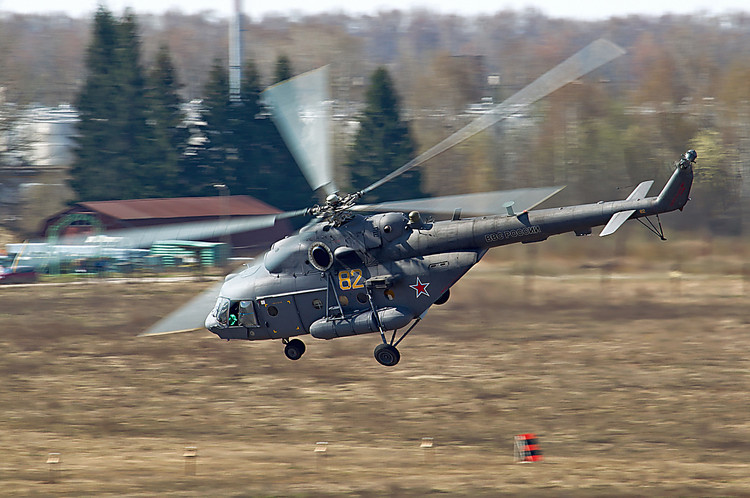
[338,269,364,290]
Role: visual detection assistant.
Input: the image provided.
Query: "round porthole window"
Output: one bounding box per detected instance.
[339,295,349,306]
[357,293,368,304]
[267,305,278,316]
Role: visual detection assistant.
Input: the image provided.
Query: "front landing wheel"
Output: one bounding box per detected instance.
[284,339,306,360]
[374,343,400,367]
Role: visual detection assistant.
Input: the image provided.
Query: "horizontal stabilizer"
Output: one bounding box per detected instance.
[352,186,565,218]
[626,180,654,201]
[599,181,655,237]
[600,210,635,237]
[139,280,223,336]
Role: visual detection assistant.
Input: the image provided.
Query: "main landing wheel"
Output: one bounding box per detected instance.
[374,343,400,367]
[284,339,306,360]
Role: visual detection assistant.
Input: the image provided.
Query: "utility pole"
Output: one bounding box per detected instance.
[213,183,232,253]
[228,0,243,103]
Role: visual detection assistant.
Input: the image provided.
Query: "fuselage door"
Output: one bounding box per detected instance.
[257,293,306,339]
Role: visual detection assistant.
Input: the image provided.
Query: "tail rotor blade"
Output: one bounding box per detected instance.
[361,39,625,196]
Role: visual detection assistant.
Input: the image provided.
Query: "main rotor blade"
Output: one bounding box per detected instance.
[139,279,224,336]
[261,66,337,196]
[60,215,280,249]
[360,38,625,196]
[352,186,565,217]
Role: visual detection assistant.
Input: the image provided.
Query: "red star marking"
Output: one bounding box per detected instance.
[409,276,430,298]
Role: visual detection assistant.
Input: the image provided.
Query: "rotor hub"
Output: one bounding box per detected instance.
[308,191,362,226]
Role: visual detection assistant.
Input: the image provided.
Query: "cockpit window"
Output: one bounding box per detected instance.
[213,297,259,327]
[213,297,231,325]
[228,302,239,326]
[238,300,259,327]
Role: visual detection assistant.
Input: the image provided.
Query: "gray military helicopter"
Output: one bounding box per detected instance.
[141,39,696,366]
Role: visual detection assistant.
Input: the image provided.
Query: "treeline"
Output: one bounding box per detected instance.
[2,9,750,232]
[70,8,311,211]
[4,10,750,105]
[69,7,419,210]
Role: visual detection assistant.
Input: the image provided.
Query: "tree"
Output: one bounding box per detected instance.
[0,100,30,167]
[146,43,187,197]
[71,8,175,201]
[187,59,311,210]
[348,67,421,202]
[180,59,234,197]
[237,59,311,211]
[70,7,123,200]
[274,54,293,84]
[688,129,740,233]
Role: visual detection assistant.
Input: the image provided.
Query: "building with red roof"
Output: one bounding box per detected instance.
[41,195,292,252]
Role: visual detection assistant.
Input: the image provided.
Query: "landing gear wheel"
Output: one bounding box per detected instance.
[284,339,306,360]
[374,343,400,367]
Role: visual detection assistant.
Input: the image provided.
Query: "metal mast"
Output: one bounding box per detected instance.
[228,0,242,102]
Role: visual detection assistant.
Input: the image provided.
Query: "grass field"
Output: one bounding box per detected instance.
[1,239,749,496]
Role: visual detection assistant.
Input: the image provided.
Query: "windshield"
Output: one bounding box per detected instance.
[213,297,230,325]
[213,297,259,328]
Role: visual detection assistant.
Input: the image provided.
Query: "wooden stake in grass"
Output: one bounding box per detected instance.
[315,442,328,471]
[420,437,434,464]
[46,452,61,483]
[670,264,683,297]
[183,446,197,476]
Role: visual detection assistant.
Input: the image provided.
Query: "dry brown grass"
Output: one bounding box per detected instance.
[1,242,750,496]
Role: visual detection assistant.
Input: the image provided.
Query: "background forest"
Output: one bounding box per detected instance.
[2,8,750,235]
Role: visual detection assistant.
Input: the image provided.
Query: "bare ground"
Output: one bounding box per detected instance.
[1,246,750,496]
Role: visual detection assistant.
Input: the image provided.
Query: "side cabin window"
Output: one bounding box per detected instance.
[213,298,259,328]
[238,300,259,327]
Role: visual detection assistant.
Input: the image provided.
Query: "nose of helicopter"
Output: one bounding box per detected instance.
[204,313,221,334]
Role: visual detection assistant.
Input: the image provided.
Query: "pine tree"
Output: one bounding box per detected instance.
[182,59,235,196]
[348,67,421,202]
[146,43,186,197]
[274,54,293,84]
[71,7,176,201]
[192,58,311,211]
[251,58,311,210]
[71,7,123,200]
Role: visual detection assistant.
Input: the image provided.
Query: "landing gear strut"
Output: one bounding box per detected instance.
[372,317,423,367]
[283,338,306,360]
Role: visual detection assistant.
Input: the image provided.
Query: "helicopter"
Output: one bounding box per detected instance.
[140,39,695,367]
